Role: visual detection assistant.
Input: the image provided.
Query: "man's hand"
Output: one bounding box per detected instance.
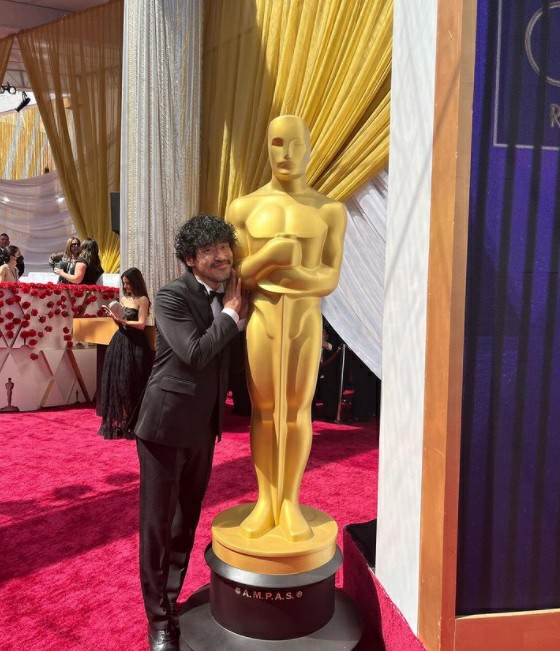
[223,269,243,315]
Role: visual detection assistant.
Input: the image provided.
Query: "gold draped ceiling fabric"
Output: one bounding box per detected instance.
[18,0,123,273]
[0,34,14,85]
[201,0,392,216]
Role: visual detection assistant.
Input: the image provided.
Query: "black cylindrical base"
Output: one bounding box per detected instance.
[179,587,363,651]
[208,546,342,640]
[179,545,363,650]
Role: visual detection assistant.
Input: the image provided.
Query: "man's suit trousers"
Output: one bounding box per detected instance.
[136,435,215,628]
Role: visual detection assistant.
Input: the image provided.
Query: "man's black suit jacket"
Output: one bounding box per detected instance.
[135,270,239,448]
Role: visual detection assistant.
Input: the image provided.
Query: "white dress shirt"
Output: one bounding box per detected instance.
[194,276,246,330]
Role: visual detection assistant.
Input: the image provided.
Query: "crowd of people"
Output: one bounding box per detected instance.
[51,237,105,284]
[0,231,105,285]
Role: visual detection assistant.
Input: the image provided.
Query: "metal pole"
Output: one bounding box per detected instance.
[335,343,347,423]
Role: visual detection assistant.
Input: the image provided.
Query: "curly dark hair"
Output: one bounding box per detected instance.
[175,214,236,268]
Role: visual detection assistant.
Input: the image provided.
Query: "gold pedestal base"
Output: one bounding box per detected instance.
[212,503,338,575]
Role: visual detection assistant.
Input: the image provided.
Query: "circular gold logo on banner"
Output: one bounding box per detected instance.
[525,2,560,87]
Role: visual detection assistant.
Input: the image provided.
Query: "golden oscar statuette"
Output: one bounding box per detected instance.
[214,114,347,573]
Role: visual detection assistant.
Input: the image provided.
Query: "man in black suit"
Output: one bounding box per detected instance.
[134,215,248,651]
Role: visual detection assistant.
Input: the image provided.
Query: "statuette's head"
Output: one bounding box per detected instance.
[268,115,311,181]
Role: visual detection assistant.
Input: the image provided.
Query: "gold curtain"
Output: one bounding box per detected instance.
[18,0,123,272]
[0,107,55,179]
[0,34,14,84]
[201,0,392,216]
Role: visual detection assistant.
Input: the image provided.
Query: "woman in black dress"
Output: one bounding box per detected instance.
[98,267,152,439]
[54,238,104,285]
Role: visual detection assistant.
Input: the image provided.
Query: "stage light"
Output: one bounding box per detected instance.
[15,92,30,112]
[0,83,17,95]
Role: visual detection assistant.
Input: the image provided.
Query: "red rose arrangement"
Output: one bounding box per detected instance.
[0,282,119,357]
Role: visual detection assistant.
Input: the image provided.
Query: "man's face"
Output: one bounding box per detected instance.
[268,117,310,181]
[186,242,233,288]
[0,235,9,248]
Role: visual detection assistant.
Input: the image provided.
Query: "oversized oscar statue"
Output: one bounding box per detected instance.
[180,116,362,650]
[229,115,347,543]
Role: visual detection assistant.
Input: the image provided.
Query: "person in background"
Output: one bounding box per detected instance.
[347,349,378,422]
[313,320,341,421]
[0,233,24,277]
[0,245,22,283]
[98,267,152,440]
[53,237,104,285]
[49,237,81,284]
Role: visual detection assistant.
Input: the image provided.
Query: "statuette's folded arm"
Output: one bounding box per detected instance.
[233,234,302,289]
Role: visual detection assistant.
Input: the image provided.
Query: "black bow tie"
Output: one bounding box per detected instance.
[207,290,225,305]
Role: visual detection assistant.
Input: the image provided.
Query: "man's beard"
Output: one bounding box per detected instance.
[215,269,231,283]
[201,264,232,284]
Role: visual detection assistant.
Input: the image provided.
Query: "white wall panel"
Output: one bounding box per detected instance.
[376,0,439,631]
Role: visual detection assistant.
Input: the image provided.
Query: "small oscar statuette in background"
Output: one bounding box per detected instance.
[0,377,20,412]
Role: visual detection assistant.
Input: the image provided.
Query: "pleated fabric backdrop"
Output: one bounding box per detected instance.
[0,34,13,86]
[0,107,55,180]
[200,0,392,216]
[0,171,75,274]
[120,0,202,296]
[200,0,392,374]
[324,170,388,377]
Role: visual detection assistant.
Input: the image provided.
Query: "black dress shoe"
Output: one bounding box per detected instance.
[148,625,178,651]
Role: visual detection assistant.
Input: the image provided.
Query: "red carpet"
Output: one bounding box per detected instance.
[0,404,417,650]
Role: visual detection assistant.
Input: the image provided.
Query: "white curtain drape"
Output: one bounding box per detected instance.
[323,168,388,378]
[0,171,75,274]
[120,0,202,295]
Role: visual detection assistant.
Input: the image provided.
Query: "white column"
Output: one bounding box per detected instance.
[376,0,439,631]
[120,0,202,294]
